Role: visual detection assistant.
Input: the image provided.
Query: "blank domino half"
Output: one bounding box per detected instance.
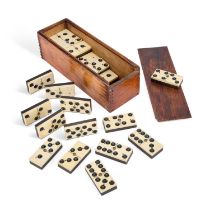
[85,160,117,195]
[21,99,52,126]
[35,109,66,139]
[99,69,118,84]
[60,96,92,114]
[151,69,183,87]
[29,138,62,169]
[103,113,137,133]
[128,128,163,158]
[95,139,133,164]
[26,70,54,94]
[64,118,97,140]
[45,82,75,99]
[58,141,91,173]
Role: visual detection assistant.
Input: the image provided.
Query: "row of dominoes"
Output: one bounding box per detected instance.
[23,70,92,127]
[21,97,92,126]
[30,128,163,195]
[23,76,137,138]
[23,69,163,196]
[50,29,119,84]
[22,102,136,140]
[22,98,163,158]
[26,109,163,195]
[26,69,75,95]
[21,100,96,138]
[30,139,116,195]
[30,128,163,170]
[22,98,136,140]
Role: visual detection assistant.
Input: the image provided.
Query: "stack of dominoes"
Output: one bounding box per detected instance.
[50,29,118,84]
[21,69,163,195]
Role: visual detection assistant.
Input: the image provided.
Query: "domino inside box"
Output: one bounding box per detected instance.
[38,18,140,112]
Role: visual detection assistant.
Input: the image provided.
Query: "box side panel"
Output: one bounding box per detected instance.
[110,71,140,112]
[38,34,109,110]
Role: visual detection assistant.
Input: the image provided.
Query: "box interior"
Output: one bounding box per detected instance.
[42,20,137,81]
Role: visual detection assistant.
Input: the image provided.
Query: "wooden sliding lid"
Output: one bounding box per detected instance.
[138,46,191,122]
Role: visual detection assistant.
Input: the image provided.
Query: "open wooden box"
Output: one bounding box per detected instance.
[37,18,140,112]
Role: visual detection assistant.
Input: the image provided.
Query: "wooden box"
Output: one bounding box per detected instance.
[37,18,140,112]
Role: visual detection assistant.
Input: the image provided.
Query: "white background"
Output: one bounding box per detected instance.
[0,0,209,209]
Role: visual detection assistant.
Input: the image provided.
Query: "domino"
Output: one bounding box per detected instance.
[21,99,52,126]
[58,141,91,173]
[64,118,97,140]
[67,41,92,57]
[128,128,163,158]
[60,96,92,114]
[54,39,91,57]
[151,69,183,87]
[103,113,137,133]
[78,52,109,74]
[50,29,82,45]
[29,138,62,169]
[26,70,54,94]
[85,160,117,195]
[35,109,66,139]
[96,139,133,164]
[50,36,71,51]
[99,69,118,84]
[45,82,75,99]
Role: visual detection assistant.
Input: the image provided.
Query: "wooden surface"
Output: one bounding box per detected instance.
[37,18,140,112]
[110,71,139,111]
[138,46,191,122]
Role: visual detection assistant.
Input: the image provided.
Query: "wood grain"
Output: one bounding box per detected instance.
[37,19,140,112]
[138,46,191,122]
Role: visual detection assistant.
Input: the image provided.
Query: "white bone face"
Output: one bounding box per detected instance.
[45,82,75,99]
[78,52,109,74]
[103,113,137,133]
[64,118,97,140]
[96,139,133,164]
[85,160,117,195]
[35,109,66,139]
[128,128,163,158]
[26,70,55,94]
[21,99,52,126]
[58,141,91,173]
[29,138,62,169]
[60,96,91,114]
[151,69,183,87]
